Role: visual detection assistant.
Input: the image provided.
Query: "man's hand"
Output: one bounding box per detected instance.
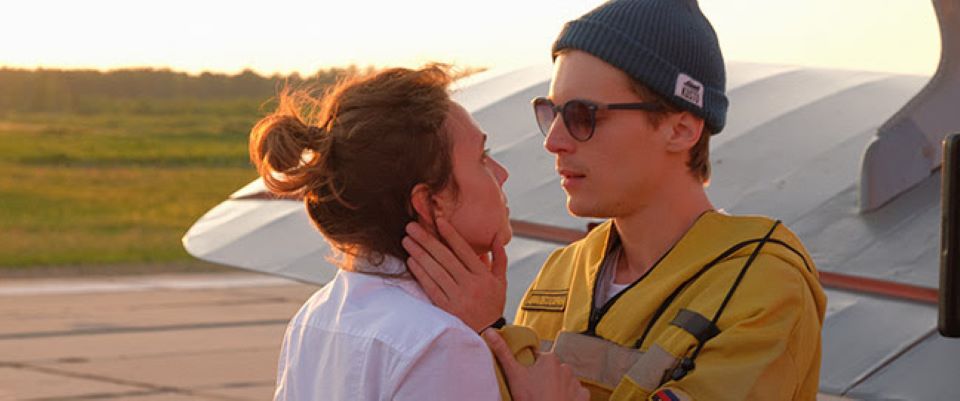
[482,329,589,401]
[402,218,507,332]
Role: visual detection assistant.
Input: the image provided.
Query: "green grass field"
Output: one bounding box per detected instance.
[0,98,265,270]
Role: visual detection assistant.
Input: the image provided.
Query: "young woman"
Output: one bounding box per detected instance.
[251,66,583,401]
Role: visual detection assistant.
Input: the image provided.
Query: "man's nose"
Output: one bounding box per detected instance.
[543,117,574,154]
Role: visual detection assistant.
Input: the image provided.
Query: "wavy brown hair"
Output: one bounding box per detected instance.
[249,65,455,271]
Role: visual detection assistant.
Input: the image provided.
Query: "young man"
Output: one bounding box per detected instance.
[405,0,826,400]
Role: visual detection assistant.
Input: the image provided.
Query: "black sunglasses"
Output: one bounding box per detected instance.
[531,97,664,141]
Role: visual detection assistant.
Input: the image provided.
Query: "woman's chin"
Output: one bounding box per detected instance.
[465,226,512,255]
[500,227,514,246]
[484,232,513,256]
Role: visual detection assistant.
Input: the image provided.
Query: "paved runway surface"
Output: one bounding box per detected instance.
[0,272,319,401]
[0,272,855,401]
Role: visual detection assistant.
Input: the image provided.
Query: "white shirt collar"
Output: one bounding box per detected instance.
[349,255,430,303]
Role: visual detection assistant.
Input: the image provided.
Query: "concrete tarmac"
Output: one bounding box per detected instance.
[0,272,319,401]
[0,272,855,401]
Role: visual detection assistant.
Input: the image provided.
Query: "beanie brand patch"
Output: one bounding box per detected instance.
[674,73,704,108]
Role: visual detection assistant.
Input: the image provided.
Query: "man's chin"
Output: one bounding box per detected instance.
[566,199,610,219]
[565,197,589,217]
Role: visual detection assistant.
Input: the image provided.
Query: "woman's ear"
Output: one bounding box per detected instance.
[664,111,704,154]
[410,183,436,227]
[411,184,454,232]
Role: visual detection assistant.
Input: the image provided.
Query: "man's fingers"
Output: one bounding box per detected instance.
[482,334,588,401]
[402,236,459,296]
[481,329,523,377]
[575,386,590,401]
[556,361,589,401]
[490,236,508,282]
[437,218,487,274]
[406,257,450,307]
[560,363,579,390]
[406,222,470,282]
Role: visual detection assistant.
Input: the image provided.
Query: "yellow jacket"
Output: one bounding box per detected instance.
[514,212,826,401]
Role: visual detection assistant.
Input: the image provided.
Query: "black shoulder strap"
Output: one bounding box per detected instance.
[668,220,781,381]
[633,220,784,349]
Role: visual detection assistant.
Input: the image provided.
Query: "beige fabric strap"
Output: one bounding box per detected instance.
[550,332,681,392]
[552,331,645,388]
[625,344,680,391]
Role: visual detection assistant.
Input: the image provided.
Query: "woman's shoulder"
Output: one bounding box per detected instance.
[275,271,497,401]
[290,270,484,356]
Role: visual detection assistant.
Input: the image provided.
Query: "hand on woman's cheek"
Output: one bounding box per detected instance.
[403,219,507,332]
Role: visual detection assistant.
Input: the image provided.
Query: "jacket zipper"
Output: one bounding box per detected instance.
[585,244,674,336]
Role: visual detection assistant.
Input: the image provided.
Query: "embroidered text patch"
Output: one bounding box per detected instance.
[521,289,568,312]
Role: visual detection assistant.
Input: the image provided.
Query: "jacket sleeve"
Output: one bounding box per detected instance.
[642,255,823,401]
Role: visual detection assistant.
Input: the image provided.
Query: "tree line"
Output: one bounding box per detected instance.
[0,66,369,114]
[0,65,485,114]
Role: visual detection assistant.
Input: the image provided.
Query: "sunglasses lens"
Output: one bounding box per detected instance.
[562,101,594,141]
[533,98,556,137]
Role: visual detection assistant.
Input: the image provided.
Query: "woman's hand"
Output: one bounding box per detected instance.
[482,329,589,401]
[402,218,507,332]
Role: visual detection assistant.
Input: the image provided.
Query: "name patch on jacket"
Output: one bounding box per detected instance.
[521,289,568,312]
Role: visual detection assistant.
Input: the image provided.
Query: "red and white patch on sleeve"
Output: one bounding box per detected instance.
[652,388,692,401]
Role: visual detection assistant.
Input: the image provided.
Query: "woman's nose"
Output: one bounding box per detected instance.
[492,157,509,185]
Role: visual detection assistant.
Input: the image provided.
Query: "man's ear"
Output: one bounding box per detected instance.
[664,111,704,154]
[410,183,437,227]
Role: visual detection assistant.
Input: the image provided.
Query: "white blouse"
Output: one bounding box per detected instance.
[273,257,500,401]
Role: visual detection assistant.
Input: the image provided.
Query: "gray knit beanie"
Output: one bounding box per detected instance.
[553,0,728,134]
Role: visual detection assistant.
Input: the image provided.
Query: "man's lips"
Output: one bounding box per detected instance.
[557,168,586,191]
[557,169,586,179]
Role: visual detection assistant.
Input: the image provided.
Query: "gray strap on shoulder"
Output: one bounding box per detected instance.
[670,309,720,344]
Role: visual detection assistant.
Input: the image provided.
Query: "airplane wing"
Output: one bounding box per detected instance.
[183,1,960,398]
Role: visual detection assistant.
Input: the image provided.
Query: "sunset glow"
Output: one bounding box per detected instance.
[1,0,941,76]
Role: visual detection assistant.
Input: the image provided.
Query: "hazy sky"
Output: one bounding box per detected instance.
[1,0,941,76]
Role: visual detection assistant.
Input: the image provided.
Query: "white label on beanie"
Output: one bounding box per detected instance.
[675,73,704,108]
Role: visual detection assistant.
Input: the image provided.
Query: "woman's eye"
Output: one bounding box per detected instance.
[482,148,491,160]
